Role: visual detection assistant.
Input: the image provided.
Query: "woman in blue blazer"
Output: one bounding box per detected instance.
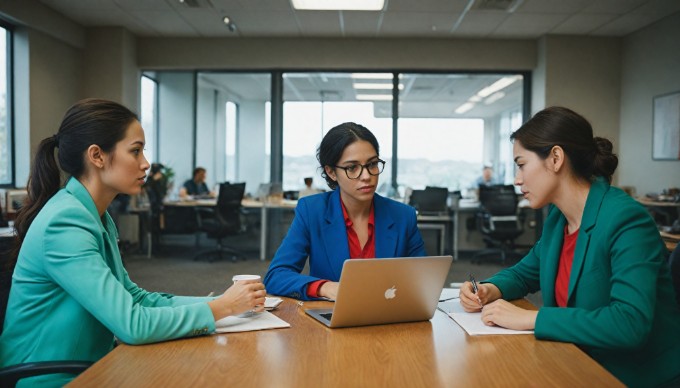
[264,123,426,301]
[459,107,680,388]
[0,99,266,387]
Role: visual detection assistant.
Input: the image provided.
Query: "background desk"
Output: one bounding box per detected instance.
[70,298,621,387]
[241,199,297,261]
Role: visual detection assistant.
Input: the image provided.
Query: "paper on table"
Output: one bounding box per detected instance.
[448,302,534,335]
[265,297,283,311]
[439,288,460,301]
[214,311,290,333]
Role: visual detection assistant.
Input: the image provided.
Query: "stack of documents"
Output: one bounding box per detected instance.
[215,311,290,333]
[446,302,534,336]
[214,297,289,333]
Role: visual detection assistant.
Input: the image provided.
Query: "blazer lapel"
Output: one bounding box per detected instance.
[322,190,350,280]
[373,194,397,257]
[566,178,608,305]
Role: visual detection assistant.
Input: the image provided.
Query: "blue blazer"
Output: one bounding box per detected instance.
[264,189,426,300]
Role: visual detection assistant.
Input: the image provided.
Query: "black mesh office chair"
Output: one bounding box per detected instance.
[0,244,92,387]
[409,186,450,255]
[473,185,524,264]
[194,182,247,262]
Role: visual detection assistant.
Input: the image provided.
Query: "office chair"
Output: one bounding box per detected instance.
[409,186,450,255]
[669,243,680,308]
[194,182,247,262]
[472,185,524,264]
[0,250,92,387]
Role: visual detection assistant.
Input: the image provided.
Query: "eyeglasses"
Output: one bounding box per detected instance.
[334,159,386,179]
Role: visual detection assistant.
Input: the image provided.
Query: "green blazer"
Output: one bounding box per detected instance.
[487,178,680,388]
[0,178,216,387]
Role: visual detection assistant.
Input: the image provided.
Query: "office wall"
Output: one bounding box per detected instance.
[20,28,83,186]
[82,27,139,109]
[619,12,680,195]
[157,72,195,195]
[539,36,623,183]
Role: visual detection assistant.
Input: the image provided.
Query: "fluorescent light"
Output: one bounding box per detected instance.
[353,83,404,90]
[484,91,505,105]
[455,102,475,114]
[477,76,521,98]
[356,94,393,101]
[350,73,393,80]
[291,0,385,11]
[468,95,482,103]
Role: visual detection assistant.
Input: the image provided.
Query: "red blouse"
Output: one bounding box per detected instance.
[555,225,579,307]
[306,199,375,298]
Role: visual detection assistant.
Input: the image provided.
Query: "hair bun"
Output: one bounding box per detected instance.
[592,137,618,182]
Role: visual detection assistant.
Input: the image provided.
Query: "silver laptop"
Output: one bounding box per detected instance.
[305,256,452,328]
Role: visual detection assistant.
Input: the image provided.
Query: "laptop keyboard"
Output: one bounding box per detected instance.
[320,312,333,321]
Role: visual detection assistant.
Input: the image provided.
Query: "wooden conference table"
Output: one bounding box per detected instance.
[69,298,622,387]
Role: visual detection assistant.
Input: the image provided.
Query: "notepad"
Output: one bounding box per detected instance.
[214,311,290,333]
[447,302,534,335]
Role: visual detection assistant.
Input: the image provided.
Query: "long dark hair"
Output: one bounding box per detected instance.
[317,122,380,190]
[10,99,137,268]
[510,106,618,182]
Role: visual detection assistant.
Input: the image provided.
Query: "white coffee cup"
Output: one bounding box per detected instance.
[232,274,263,318]
[232,274,261,284]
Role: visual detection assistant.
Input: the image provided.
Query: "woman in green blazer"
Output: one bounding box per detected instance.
[460,107,680,388]
[0,99,266,387]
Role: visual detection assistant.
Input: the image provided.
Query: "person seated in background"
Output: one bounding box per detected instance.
[475,164,498,188]
[179,167,214,199]
[264,122,426,301]
[298,176,321,198]
[0,99,266,386]
[459,106,680,388]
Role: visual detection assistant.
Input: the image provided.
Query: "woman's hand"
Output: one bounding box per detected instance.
[459,281,501,312]
[480,299,537,331]
[318,281,339,300]
[208,279,266,320]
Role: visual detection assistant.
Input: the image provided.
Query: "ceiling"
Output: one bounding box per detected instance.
[40,0,680,39]
[42,0,678,119]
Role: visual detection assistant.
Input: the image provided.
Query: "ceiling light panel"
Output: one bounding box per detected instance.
[291,0,385,11]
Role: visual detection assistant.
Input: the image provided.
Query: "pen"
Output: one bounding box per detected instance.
[469,273,483,308]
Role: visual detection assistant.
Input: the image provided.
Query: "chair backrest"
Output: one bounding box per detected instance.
[409,186,448,214]
[0,237,14,335]
[215,182,246,232]
[479,185,518,216]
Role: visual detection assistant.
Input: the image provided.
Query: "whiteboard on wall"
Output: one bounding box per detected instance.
[652,91,680,160]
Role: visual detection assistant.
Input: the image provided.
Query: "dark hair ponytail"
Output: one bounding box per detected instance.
[10,99,137,269]
[510,106,618,183]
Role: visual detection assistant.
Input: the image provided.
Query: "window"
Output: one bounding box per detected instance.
[398,73,524,193]
[225,101,237,182]
[282,72,393,191]
[0,26,12,185]
[140,74,158,164]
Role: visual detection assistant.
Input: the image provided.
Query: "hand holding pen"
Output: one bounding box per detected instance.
[459,274,501,312]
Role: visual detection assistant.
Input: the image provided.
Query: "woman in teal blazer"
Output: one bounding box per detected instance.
[0,99,266,387]
[460,107,680,388]
[264,123,426,300]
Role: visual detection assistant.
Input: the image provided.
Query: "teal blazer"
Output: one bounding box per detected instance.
[487,178,680,388]
[264,189,427,300]
[0,178,216,387]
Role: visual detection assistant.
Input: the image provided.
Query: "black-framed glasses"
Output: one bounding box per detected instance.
[334,159,386,179]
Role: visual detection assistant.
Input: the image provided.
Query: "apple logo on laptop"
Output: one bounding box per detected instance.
[384,286,397,300]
